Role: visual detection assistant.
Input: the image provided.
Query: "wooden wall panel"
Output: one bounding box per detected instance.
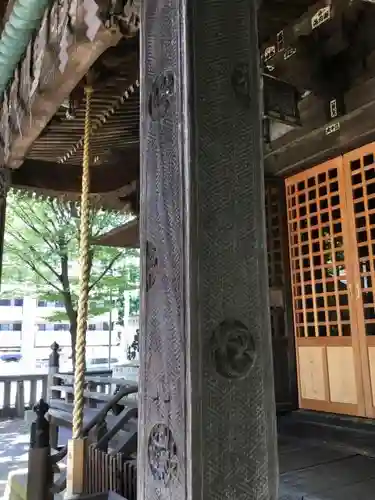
[327,347,357,405]
[298,346,325,401]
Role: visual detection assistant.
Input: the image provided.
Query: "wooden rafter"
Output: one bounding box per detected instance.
[265,53,375,176]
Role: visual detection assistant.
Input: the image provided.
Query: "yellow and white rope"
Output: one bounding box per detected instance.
[72,85,93,439]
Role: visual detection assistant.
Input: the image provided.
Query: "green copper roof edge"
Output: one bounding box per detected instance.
[0,0,51,98]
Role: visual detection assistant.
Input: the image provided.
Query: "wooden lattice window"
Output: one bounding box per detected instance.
[349,151,375,336]
[265,182,284,288]
[265,181,286,340]
[286,165,351,338]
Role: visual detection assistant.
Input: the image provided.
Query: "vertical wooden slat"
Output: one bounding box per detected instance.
[117,453,122,494]
[103,450,107,493]
[103,451,107,493]
[131,462,135,500]
[84,446,88,494]
[90,447,95,493]
[41,377,48,401]
[94,447,98,494]
[3,381,11,416]
[29,379,37,407]
[87,382,97,408]
[96,448,100,493]
[15,380,25,418]
[126,461,130,500]
[109,454,113,492]
[107,452,111,492]
[88,445,93,494]
[112,455,117,493]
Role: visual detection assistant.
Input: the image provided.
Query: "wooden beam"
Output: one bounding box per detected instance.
[262,0,360,61]
[11,151,138,194]
[265,59,375,175]
[6,27,122,170]
[266,100,375,176]
[94,218,139,248]
[261,0,375,92]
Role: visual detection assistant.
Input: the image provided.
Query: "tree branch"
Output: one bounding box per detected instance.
[9,230,63,281]
[60,253,77,323]
[15,254,63,293]
[89,252,123,292]
[11,206,58,253]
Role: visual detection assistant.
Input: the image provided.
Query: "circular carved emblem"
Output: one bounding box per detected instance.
[146,240,158,292]
[231,63,251,106]
[148,71,175,120]
[148,424,178,484]
[211,319,256,379]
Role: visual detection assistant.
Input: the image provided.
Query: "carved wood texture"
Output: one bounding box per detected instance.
[0,0,102,166]
[139,1,278,500]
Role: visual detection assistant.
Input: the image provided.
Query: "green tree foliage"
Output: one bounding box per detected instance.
[129,295,140,316]
[2,190,140,359]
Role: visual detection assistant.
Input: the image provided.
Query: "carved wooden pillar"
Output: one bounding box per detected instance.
[0,168,9,288]
[139,0,278,499]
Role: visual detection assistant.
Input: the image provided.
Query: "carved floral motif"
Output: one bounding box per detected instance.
[211,319,256,379]
[148,424,178,484]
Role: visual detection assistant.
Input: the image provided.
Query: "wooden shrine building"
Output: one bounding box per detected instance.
[2,0,375,498]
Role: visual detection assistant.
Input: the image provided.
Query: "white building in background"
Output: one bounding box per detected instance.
[0,294,139,362]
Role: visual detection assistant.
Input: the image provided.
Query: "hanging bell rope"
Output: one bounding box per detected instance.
[66,83,93,497]
[72,83,93,439]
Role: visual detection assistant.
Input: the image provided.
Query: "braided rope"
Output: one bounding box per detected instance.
[72,85,93,439]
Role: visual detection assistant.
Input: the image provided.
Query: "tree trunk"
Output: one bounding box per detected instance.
[69,311,78,369]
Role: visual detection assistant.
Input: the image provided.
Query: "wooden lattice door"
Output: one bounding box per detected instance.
[265,179,297,411]
[343,143,375,418]
[286,159,366,416]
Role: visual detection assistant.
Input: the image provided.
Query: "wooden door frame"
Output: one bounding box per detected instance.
[342,143,375,418]
[285,159,366,417]
[265,176,298,411]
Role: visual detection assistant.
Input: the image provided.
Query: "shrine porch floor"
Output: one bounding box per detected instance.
[0,418,375,499]
[278,433,375,499]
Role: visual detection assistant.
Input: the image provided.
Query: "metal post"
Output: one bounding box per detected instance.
[139,0,278,500]
[0,167,10,290]
[27,399,53,500]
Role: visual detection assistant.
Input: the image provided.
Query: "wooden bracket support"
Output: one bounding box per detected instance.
[6,28,122,170]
